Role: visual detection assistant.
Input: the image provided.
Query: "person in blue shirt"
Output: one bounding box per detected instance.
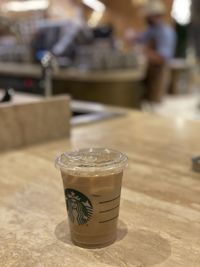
[135,0,177,102]
[138,1,176,64]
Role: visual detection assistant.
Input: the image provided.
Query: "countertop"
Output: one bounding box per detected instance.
[0,111,200,266]
[0,62,146,82]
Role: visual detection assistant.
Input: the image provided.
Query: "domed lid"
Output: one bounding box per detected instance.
[55,148,128,176]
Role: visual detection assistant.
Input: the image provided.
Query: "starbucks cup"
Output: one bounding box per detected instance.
[55,148,128,248]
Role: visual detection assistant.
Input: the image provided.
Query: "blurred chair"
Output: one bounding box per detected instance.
[145,64,170,102]
[0,96,71,152]
[169,59,192,95]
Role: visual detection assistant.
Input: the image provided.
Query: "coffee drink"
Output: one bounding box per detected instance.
[56,148,128,248]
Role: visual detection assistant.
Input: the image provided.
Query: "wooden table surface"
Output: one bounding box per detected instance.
[0,112,200,267]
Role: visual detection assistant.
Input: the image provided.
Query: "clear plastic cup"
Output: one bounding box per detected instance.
[55,148,128,248]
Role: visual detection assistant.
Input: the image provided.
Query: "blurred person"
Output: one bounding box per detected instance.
[32,4,92,63]
[128,0,176,102]
[51,4,92,57]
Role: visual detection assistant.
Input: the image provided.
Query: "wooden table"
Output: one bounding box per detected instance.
[0,112,200,266]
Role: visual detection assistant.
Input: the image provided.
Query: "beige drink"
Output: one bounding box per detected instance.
[56,148,128,248]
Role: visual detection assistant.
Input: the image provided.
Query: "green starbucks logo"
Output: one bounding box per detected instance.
[65,189,93,225]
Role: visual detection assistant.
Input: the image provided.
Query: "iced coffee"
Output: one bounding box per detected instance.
[55,148,128,248]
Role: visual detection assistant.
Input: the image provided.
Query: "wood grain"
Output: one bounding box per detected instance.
[0,112,200,267]
[0,96,71,152]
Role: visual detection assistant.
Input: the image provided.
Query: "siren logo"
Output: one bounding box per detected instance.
[65,189,93,225]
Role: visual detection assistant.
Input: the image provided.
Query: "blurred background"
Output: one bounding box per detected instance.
[0,0,199,120]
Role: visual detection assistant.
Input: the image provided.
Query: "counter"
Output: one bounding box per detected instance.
[0,111,200,266]
[0,62,145,82]
[0,62,146,108]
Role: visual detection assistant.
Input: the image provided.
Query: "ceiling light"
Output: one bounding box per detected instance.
[171,0,191,25]
[82,0,105,12]
[88,11,104,27]
[2,0,49,12]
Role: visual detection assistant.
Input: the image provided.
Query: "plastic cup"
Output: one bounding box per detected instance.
[55,148,128,248]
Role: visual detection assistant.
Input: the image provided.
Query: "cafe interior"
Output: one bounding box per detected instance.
[0,0,200,266]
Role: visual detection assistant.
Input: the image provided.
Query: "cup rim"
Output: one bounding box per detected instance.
[55,148,128,177]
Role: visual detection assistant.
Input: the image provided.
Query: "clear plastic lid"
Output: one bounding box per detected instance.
[55,148,128,177]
